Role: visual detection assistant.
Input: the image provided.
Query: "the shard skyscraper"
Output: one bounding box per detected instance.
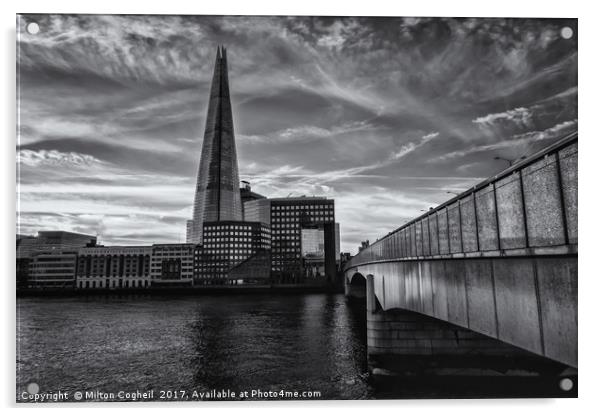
[187,46,243,243]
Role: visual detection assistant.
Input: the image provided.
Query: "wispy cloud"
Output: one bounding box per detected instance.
[391,132,439,160]
[473,107,533,128]
[16,15,577,253]
[240,120,380,144]
[430,119,577,163]
[17,149,104,168]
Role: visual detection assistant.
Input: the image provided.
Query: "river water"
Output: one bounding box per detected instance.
[17,293,373,401]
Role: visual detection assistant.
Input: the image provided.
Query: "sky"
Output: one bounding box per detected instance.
[16,15,577,254]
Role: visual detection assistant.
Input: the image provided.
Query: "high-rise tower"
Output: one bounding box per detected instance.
[187,46,243,243]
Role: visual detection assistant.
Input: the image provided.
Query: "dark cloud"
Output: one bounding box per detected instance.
[17,15,577,253]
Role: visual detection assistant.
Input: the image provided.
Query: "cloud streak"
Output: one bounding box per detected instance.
[392,132,440,160]
[473,107,533,128]
[430,119,577,163]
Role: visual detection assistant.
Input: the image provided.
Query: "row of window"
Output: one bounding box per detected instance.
[272,204,333,211]
[152,246,194,255]
[151,260,192,263]
[31,269,76,275]
[32,257,76,262]
[204,231,254,237]
[31,262,75,268]
[204,224,256,230]
[204,242,256,248]
[272,215,333,221]
[204,240,260,245]
[273,254,301,259]
[81,267,149,272]
[77,270,150,279]
[78,254,150,257]
[150,265,193,270]
[153,246,193,250]
[272,212,333,218]
[273,232,300,238]
[202,248,254,253]
[204,235,264,240]
[77,279,150,289]
[81,262,148,267]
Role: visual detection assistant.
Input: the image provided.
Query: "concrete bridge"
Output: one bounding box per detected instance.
[344,133,577,382]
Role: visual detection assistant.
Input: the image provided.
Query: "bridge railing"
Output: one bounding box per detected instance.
[347,132,577,269]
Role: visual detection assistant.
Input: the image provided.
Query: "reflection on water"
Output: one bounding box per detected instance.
[17,293,371,401]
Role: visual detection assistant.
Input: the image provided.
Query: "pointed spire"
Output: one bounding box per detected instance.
[187,45,242,243]
[216,45,227,59]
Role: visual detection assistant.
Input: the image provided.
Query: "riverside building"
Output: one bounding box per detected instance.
[17,231,97,289]
[28,250,79,289]
[75,246,151,290]
[150,243,195,286]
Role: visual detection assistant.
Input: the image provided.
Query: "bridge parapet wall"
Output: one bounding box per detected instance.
[347,134,577,267]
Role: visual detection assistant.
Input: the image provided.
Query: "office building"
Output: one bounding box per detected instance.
[195,221,270,284]
[28,250,79,289]
[17,231,97,258]
[17,231,97,288]
[244,197,336,283]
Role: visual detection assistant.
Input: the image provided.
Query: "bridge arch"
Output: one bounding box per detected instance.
[345,271,367,299]
[349,272,366,285]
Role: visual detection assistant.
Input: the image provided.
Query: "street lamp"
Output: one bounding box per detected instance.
[446,191,461,196]
[494,155,527,167]
[494,156,513,167]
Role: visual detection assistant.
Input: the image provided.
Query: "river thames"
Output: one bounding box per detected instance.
[17,292,573,401]
[17,293,373,401]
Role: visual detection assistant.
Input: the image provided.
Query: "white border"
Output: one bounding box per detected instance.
[3,1,599,415]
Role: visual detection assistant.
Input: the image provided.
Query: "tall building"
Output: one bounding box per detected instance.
[187,46,242,243]
[244,197,337,283]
